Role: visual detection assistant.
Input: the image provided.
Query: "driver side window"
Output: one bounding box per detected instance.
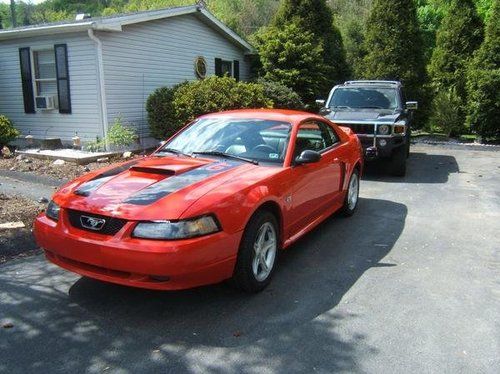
[294,121,338,157]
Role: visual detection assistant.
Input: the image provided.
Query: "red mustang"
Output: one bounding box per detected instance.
[34,110,363,292]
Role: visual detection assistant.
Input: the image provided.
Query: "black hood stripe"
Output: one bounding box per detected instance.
[124,161,241,206]
[75,160,140,197]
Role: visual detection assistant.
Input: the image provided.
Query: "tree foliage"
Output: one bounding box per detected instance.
[466,0,500,138]
[272,0,350,91]
[428,0,483,105]
[362,0,426,102]
[254,21,329,105]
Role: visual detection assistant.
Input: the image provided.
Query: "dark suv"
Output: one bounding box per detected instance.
[317,80,418,176]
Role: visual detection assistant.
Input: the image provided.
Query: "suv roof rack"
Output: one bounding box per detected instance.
[344,80,402,87]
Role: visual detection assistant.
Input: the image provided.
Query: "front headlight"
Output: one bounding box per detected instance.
[132,215,221,240]
[378,125,390,135]
[46,200,60,221]
[394,122,406,134]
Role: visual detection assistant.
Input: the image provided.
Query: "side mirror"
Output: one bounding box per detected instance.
[295,150,321,165]
[406,101,418,110]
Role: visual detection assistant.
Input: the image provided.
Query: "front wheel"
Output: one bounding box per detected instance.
[232,211,279,293]
[341,169,360,217]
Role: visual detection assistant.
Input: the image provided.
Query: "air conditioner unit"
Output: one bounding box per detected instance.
[35,96,57,110]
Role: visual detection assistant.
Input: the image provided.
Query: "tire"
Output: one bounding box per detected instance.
[341,169,360,217]
[232,210,279,293]
[391,146,407,177]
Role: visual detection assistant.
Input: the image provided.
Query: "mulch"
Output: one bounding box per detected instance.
[0,194,46,263]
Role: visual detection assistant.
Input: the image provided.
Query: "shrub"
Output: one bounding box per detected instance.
[256,79,305,110]
[0,115,19,147]
[147,76,272,139]
[429,90,464,137]
[146,83,184,140]
[86,116,137,152]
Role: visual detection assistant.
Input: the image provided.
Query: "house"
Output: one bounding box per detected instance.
[0,5,254,148]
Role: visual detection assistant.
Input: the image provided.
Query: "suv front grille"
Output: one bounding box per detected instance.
[67,209,128,236]
[347,123,375,135]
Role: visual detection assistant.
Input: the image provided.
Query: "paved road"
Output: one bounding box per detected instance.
[0,145,499,373]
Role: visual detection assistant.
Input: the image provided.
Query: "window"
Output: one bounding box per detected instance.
[215,58,240,81]
[294,121,338,157]
[33,49,57,96]
[19,44,71,114]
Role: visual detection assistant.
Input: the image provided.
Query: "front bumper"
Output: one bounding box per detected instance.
[358,135,406,160]
[34,210,242,290]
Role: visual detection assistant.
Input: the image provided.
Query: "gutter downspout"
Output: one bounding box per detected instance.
[88,28,110,151]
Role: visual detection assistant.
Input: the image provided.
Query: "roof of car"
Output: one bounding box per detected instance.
[340,80,402,88]
[200,109,324,123]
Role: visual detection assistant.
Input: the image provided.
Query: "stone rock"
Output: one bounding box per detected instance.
[97,157,109,163]
[122,151,133,159]
[23,158,32,164]
[52,159,66,166]
[1,146,12,158]
[38,197,49,203]
[83,166,90,172]
[15,154,25,161]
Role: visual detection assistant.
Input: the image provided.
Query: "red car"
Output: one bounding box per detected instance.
[34,110,363,292]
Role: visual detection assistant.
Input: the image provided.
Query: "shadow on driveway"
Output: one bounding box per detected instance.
[0,198,407,373]
[363,152,459,183]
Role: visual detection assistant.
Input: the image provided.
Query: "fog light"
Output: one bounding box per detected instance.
[379,139,387,147]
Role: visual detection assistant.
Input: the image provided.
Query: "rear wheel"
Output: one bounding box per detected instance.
[341,169,360,217]
[232,211,279,293]
[391,146,407,177]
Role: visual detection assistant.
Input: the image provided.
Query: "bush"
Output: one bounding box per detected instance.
[256,79,305,110]
[146,84,184,140]
[0,115,19,147]
[86,116,137,152]
[147,76,272,139]
[429,90,464,137]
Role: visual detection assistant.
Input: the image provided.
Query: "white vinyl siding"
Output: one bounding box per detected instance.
[0,32,101,141]
[99,14,250,138]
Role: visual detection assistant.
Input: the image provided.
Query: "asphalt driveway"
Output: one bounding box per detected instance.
[0,144,498,373]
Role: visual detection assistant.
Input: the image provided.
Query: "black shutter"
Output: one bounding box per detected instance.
[233,60,240,81]
[54,44,72,114]
[19,47,35,114]
[215,58,222,77]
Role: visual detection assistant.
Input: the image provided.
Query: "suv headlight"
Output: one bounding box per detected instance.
[378,125,390,135]
[46,200,60,221]
[132,215,221,240]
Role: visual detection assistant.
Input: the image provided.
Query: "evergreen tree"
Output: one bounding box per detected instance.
[272,0,350,92]
[428,0,483,107]
[466,0,500,139]
[254,21,329,104]
[362,0,426,105]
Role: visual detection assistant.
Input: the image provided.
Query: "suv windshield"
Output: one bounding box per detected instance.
[329,87,399,110]
[157,118,292,165]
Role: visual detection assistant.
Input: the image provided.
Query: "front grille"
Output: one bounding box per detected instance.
[67,209,127,236]
[347,123,375,135]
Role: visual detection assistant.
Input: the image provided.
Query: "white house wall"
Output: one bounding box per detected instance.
[99,14,250,139]
[0,32,102,142]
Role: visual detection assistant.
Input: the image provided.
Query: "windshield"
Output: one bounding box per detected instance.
[329,87,399,110]
[158,118,292,165]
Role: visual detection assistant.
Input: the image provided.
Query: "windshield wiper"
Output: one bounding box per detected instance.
[156,148,193,158]
[192,151,259,165]
[359,106,384,109]
[332,105,352,110]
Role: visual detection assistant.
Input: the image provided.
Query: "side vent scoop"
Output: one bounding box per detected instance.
[129,167,176,176]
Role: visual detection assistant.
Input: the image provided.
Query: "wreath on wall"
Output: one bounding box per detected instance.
[194,56,207,79]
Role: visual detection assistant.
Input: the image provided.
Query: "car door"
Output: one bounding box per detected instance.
[287,120,343,237]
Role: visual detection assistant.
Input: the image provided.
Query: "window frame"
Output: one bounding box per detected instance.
[294,120,342,157]
[30,46,58,100]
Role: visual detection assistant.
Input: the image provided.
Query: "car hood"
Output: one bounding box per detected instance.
[54,156,258,221]
[325,110,401,123]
